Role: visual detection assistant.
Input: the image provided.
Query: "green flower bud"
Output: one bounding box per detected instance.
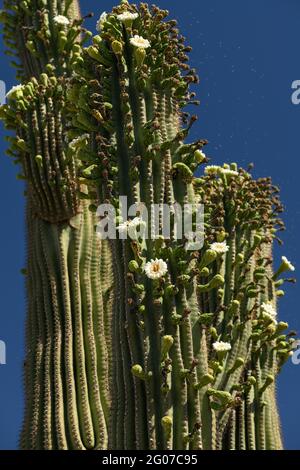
[210,274,225,289]
[199,249,217,269]
[216,231,227,243]
[207,389,233,405]
[194,149,206,163]
[172,162,193,182]
[177,274,190,286]
[133,284,145,294]
[134,47,147,66]
[228,357,244,375]
[164,285,178,297]
[128,260,139,273]
[40,73,49,87]
[198,313,214,326]
[35,155,43,167]
[194,373,214,390]
[93,35,102,45]
[86,45,102,62]
[253,234,262,248]
[131,364,145,380]
[236,253,244,265]
[247,376,257,386]
[209,327,218,339]
[171,314,182,325]
[200,267,210,277]
[161,416,172,438]
[227,300,240,317]
[259,375,274,395]
[276,322,289,332]
[161,335,174,359]
[112,40,123,55]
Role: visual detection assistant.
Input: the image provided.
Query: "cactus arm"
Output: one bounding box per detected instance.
[1,0,113,450]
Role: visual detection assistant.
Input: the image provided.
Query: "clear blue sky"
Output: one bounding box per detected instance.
[0,0,299,450]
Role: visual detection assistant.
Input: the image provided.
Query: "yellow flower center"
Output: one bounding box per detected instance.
[152,263,159,273]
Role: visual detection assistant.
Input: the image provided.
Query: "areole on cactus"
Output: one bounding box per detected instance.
[0,0,297,451]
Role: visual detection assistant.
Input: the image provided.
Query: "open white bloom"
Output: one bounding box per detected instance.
[221,168,239,177]
[53,15,70,26]
[117,217,142,236]
[261,302,277,323]
[281,256,295,272]
[213,341,231,352]
[204,165,222,175]
[117,220,131,235]
[144,259,168,280]
[96,12,108,32]
[69,133,89,149]
[117,12,139,22]
[210,241,229,254]
[130,35,151,49]
[6,84,24,99]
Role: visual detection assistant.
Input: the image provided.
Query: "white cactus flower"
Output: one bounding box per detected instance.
[204,165,222,176]
[281,256,295,272]
[117,12,139,22]
[261,302,277,323]
[96,12,108,32]
[144,259,168,280]
[6,84,24,99]
[53,15,70,26]
[212,341,232,352]
[130,35,151,49]
[117,217,142,236]
[210,241,229,254]
[221,168,239,177]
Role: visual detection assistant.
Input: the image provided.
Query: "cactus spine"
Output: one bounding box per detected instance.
[1,0,296,450]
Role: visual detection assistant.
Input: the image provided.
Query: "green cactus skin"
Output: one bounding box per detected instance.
[1,0,296,450]
[1,0,113,449]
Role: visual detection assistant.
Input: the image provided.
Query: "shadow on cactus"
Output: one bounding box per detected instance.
[0,0,297,450]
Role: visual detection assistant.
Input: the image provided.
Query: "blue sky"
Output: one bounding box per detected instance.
[0,0,299,450]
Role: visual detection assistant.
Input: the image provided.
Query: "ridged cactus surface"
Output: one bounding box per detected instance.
[1,0,114,449]
[0,0,297,450]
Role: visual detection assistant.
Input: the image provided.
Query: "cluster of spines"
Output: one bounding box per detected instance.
[1,75,81,222]
[0,0,90,80]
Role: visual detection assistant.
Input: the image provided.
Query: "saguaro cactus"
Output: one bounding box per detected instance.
[0,0,296,450]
